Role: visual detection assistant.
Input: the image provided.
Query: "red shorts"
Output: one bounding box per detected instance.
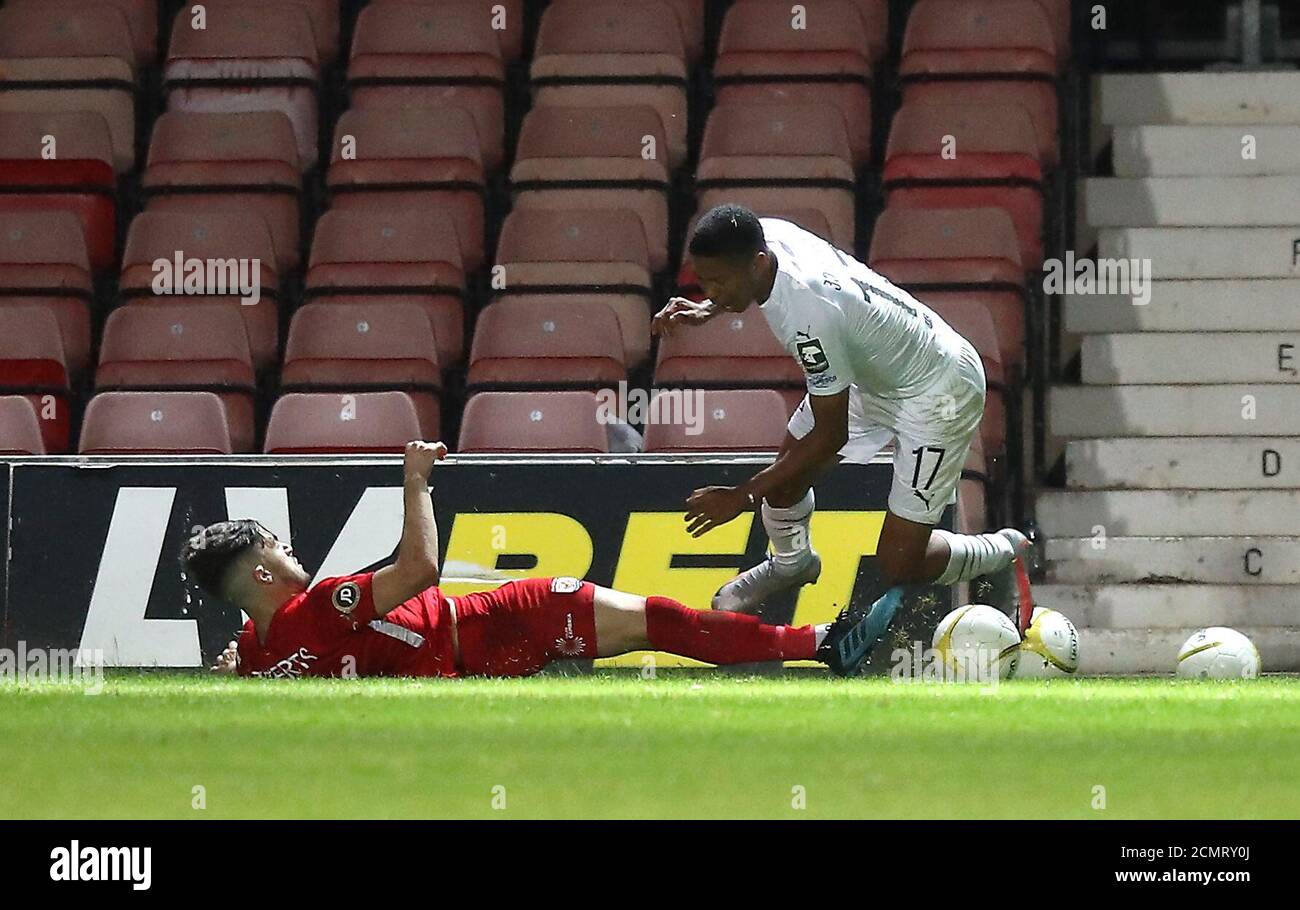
[452,577,598,677]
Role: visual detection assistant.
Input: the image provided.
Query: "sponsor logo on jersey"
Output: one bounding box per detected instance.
[332,582,362,614]
[550,576,582,594]
[795,336,830,374]
[808,371,840,389]
[554,612,586,657]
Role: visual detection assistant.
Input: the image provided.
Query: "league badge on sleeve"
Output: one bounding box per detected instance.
[332,582,362,614]
[550,577,583,594]
[795,334,829,374]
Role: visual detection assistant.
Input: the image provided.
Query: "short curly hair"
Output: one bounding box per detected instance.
[688,204,764,260]
[180,520,270,597]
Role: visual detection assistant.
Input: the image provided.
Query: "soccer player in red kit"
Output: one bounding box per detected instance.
[182,441,896,679]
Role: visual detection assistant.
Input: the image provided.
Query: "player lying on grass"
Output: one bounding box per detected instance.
[654,205,1034,632]
[183,441,892,679]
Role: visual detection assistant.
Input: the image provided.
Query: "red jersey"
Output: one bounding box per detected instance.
[236,573,458,678]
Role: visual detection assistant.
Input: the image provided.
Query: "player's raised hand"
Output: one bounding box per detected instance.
[652,296,715,337]
[403,440,448,481]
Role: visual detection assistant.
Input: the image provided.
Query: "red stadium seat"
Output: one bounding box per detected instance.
[511,105,671,271]
[264,391,422,454]
[467,300,625,391]
[80,391,233,455]
[0,396,45,455]
[884,102,1046,267]
[654,310,802,390]
[372,0,526,63]
[328,107,485,272]
[533,1,689,169]
[305,209,465,369]
[282,303,442,438]
[458,391,610,454]
[0,307,71,453]
[494,208,653,369]
[0,110,117,274]
[869,207,1027,372]
[0,2,138,175]
[96,305,257,453]
[7,0,159,67]
[119,210,281,372]
[348,2,507,169]
[677,207,836,300]
[697,103,857,251]
[901,0,1060,167]
[715,0,876,168]
[166,3,321,169]
[143,112,303,272]
[643,389,790,452]
[0,211,94,379]
[194,0,340,67]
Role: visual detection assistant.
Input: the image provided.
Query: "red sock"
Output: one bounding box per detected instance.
[643,596,816,664]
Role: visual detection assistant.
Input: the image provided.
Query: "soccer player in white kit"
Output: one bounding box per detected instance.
[655,205,1033,636]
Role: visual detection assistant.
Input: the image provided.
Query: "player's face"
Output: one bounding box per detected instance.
[692,253,762,312]
[258,533,311,591]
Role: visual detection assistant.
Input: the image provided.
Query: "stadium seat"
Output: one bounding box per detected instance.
[458,391,609,454]
[869,207,1027,372]
[195,0,340,66]
[884,102,1046,267]
[0,307,71,453]
[80,391,233,455]
[282,303,442,439]
[348,2,507,170]
[166,3,322,170]
[328,107,486,272]
[511,105,672,271]
[0,111,118,273]
[697,103,857,251]
[532,1,689,170]
[467,300,626,391]
[677,207,836,300]
[372,0,526,63]
[643,389,790,452]
[0,4,138,175]
[900,0,1060,167]
[119,210,281,371]
[493,208,653,369]
[142,112,303,273]
[264,391,422,454]
[925,294,1007,455]
[305,209,465,369]
[0,396,45,455]
[654,309,803,390]
[715,0,877,168]
[0,211,94,379]
[95,305,257,453]
[7,0,160,67]
[962,0,1071,69]
[959,430,990,531]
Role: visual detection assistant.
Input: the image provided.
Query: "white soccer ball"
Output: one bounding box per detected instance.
[932,604,1021,681]
[1175,627,1261,680]
[1012,607,1080,678]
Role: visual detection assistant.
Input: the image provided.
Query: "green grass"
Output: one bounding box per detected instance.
[2,673,1298,819]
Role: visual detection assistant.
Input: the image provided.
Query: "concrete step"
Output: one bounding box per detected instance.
[1077,627,1300,674]
[1099,227,1300,279]
[1064,281,1300,333]
[1050,385,1300,437]
[1081,333,1300,384]
[1038,490,1300,537]
[1032,583,1300,629]
[1100,72,1300,126]
[1112,125,1300,177]
[1045,536,1300,584]
[1065,437,1300,489]
[1087,176,1300,227]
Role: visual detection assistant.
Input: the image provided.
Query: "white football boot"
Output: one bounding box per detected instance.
[712,552,822,614]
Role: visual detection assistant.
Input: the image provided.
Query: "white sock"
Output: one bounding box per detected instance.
[814,623,830,648]
[932,529,1015,585]
[762,490,815,574]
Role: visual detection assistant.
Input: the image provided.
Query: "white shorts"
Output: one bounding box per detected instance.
[787,340,986,525]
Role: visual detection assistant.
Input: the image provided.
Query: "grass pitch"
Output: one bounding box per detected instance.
[2,673,1298,819]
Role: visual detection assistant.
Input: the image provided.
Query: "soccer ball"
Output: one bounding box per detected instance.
[1011,607,1080,678]
[932,604,1021,681]
[1175,627,1261,680]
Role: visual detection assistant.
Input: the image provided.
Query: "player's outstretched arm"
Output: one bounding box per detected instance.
[373,440,446,616]
[651,296,720,336]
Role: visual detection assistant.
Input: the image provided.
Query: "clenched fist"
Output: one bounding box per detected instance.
[403,440,448,482]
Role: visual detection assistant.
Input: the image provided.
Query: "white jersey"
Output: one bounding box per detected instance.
[757,218,968,400]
